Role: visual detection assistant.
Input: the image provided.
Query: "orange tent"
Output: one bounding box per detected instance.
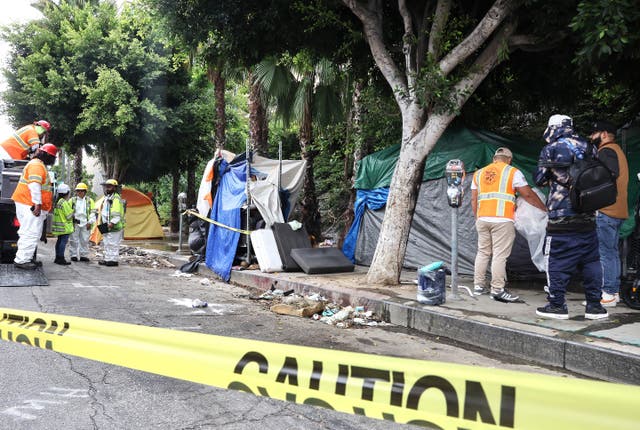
[90,187,164,242]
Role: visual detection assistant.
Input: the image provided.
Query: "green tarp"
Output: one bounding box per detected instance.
[354,126,540,190]
[354,124,639,237]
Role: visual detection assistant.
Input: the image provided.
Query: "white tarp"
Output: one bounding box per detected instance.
[196,152,306,227]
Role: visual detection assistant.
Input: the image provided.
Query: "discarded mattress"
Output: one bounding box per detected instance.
[290,247,355,274]
[272,223,311,271]
[0,264,49,287]
[250,229,283,272]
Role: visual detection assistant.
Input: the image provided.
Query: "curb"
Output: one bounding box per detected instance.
[229,270,640,384]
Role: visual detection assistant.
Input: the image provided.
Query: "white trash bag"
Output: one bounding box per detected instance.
[514,188,548,272]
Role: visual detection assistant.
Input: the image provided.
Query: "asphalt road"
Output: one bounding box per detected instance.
[0,243,571,429]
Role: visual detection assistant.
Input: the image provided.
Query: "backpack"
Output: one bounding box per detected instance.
[562,139,617,213]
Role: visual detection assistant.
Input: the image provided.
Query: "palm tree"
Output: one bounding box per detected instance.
[255,52,344,241]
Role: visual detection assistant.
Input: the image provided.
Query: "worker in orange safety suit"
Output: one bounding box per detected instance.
[11,143,58,269]
[0,120,51,160]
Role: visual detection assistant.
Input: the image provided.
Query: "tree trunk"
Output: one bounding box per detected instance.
[170,170,179,233]
[73,146,83,185]
[186,166,196,209]
[208,65,226,151]
[366,114,451,285]
[248,75,269,155]
[299,97,322,244]
[339,80,365,248]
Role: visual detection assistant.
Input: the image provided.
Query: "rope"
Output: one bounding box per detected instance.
[182,209,251,235]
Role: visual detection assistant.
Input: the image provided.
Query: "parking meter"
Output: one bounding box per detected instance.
[444,159,465,299]
[445,159,466,208]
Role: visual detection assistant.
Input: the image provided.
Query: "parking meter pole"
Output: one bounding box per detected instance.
[177,192,187,254]
[444,159,465,300]
[178,214,183,252]
[450,207,459,298]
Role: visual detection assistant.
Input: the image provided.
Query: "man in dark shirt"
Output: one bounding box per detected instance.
[591,120,628,307]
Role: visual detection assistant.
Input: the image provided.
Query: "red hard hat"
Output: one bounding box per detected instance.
[40,143,58,157]
[35,120,51,132]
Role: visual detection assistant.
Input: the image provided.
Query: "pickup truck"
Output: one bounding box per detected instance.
[0,159,27,262]
[0,158,57,263]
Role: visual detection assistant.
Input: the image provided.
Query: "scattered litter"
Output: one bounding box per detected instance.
[191,299,208,308]
[171,270,193,278]
[252,286,387,329]
[318,239,334,247]
[200,278,212,286]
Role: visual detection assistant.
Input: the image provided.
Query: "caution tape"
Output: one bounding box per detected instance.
[0,307,638,429]
[183,209,251,235]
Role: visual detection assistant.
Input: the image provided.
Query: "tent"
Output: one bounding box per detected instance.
[196,151,306,281]
[343,124,640,276]
[91,186,164,242]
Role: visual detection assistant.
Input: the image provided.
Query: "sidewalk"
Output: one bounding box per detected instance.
[226,266,640,385]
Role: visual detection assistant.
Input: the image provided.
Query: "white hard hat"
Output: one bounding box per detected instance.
[547,114,572,127]
[57,183,70,194]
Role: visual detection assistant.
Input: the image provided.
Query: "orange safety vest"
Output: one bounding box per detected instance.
[11,158,53,212]
[0,125,41,160]
[474,161,517,219]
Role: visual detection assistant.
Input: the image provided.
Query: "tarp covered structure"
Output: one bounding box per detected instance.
[344,124,640,276]
[196,152,306,281]
[91,186,164,242]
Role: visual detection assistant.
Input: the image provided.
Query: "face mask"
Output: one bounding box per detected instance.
[590,135,602,146]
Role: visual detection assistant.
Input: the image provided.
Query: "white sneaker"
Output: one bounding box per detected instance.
[581,292,620,307]
[474,285,488,295]
[601,292,619,308]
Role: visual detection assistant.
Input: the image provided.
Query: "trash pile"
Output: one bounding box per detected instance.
[89,244,176,268]
[252,286,387,329]
[119,246,176,268]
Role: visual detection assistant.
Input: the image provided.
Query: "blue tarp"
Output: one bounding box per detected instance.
[205,160,248,281]
[342,188,389,262]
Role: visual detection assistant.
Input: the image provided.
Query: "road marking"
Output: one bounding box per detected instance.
[1,387,88,420]
[72,283,120,289]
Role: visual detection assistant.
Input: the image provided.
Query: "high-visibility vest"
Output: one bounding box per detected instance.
[11,158,53,212]
[98,193,125,232]
[52,198,74,236]
[1,125,41,160]
[474,161,517,219]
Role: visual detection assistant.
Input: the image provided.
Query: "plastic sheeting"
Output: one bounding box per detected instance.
[205,160,245,281]
[250,155,306,227]
[352,177,539,276]
[354,126,541,190]
[342,188,389,262]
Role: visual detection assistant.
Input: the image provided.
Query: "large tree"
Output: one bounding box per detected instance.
[340,0,572,284]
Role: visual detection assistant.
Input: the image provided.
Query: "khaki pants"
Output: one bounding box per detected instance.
[474,219,515,293]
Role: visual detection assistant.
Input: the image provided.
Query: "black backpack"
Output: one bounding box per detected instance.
[562,139,617,213]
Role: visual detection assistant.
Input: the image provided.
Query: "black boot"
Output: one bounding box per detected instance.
[54,257,71,266]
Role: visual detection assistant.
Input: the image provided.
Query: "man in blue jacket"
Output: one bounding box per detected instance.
[533,114,608,320]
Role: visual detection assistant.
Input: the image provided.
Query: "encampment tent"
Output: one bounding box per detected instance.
[196,151,306,281]
[91,186,164,242]
[343,124,640,276]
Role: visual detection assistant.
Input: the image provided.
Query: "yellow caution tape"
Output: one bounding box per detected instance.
[1,307,637,429]
[183,209,251,235]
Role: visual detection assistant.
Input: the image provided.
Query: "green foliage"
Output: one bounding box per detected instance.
[570,0,640,64]
[414,56,462,115]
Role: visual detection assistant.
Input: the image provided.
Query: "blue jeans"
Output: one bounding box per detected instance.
[596,212,624,294]
[55,234,70,259]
